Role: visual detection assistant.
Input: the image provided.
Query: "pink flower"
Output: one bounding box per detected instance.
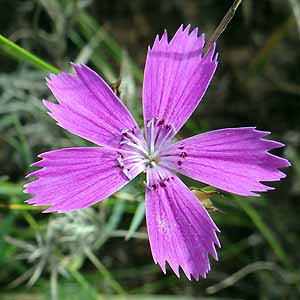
[24,25,290,280]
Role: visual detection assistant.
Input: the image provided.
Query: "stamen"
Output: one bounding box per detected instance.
[120,140,149,156]
[122,168,132,180]
[122,154,146,162]
[127,159,149,169]
[117,156,125,167]
[147,119,156,154]
[180,152,187,158]
[153,123,175,155]
[157,119,164,126]
[145,117,175,166]
[106,146,143,156]
[155,165,168,181]
[153,119,165,146]
[122,128,148,149]
[144,181,154,190]
[159,181,167,188]
[146,165,176,191]
[129,163,147,176]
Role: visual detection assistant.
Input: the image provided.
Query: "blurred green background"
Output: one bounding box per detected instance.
[0,0,299,299]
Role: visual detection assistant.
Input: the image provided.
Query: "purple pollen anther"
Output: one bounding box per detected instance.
[178,146,184,150]
[180,152,187,158]
[117,152,124,159]
[158,119,165,126]
[177,161,183,166]
[159,181,167,188]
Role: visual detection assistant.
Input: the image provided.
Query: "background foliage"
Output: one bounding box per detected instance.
[0,0,299,299]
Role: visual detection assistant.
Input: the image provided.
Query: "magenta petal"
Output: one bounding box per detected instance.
[162,127,290,196]
[45,64,141,147]
[24,148,139,212]
[142,25,217,137]
[146,171,220,280]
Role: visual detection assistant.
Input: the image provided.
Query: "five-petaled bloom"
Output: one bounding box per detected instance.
[24,25,290,280]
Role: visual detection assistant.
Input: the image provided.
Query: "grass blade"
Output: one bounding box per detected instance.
[0,35,59,74]
[76,12,143,83]
[84,248,127,297]
[126,201,145,240]
[68,268,100,300]
[236,198,291,269]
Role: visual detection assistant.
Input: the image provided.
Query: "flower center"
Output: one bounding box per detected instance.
[116,118,174,180]
[145,152,160,167]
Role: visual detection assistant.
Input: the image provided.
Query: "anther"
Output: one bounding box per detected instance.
[121,128,135,140]
[117,157,125,167]
[157,119,164,126]
[121,128,133,134]
[180,151,187,158]
[152,184,157,190]
[146,119,155,127]
[117,152,124,159]
[144,181,154,190]
[159,181,167,188]
[122,168,132,180]
[177,161,183,166]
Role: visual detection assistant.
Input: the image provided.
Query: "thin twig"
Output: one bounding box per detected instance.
[206,261,275,294]
[202,0,243,56]
[289,0,300,36]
